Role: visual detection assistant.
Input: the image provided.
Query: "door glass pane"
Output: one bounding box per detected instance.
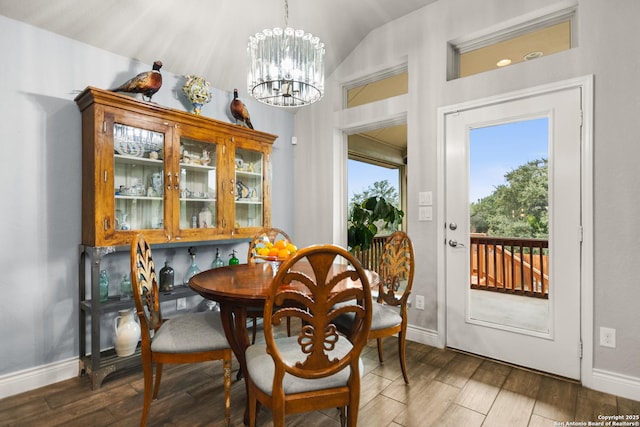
[113,123,165,231]
[179,138,217,229]
[235,148,263,228]
[468,118,549,333]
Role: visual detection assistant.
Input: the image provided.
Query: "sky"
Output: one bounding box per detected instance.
[469,117,548,203]
[348,160,399,202]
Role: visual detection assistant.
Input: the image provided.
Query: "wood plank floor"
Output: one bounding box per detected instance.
[2,320,639,426]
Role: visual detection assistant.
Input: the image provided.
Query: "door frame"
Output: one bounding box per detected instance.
[436,75,594,380]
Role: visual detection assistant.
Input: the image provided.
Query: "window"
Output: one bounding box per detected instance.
[347,123,407,233]
[345,69,407,108]
[448,7,575,79]
[348,159,401,210]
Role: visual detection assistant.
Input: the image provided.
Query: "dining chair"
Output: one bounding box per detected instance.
[368,231,415,384]
[245,244,373,427]
[131,235,232,426]
[246,227,293,343]
[336,231,415,384]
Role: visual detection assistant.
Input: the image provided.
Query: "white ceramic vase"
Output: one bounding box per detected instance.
[114,308,141,357]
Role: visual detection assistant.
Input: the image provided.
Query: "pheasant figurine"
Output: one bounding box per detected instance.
[230,89,253,129]
[111,60,163,101]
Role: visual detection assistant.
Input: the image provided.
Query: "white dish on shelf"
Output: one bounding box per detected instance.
[114,138,163,158]
[114,138,143,157]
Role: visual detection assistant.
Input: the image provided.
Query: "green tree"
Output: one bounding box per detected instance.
[470,158,548,238]
[350,180,399,211]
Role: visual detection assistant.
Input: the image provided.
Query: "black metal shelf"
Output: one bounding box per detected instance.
[79,285,196,314]
[79,241,247,389]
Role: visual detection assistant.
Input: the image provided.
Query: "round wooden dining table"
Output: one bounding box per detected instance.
[188,261,378,424]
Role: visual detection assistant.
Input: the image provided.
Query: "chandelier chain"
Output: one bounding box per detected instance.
[284,0,289,27]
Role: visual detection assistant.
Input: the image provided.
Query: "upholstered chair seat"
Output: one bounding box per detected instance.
[246,336,364,395]
[150,311,229,353]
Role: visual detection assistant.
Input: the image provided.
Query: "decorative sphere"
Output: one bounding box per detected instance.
[182,75,212,115]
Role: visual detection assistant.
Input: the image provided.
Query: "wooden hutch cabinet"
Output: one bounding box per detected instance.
[75,87,277,388]
[76,86,276,246]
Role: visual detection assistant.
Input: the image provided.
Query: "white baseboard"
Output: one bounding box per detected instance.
[587,368,640,402]
[406,325,443,348]
[0,357,78,400]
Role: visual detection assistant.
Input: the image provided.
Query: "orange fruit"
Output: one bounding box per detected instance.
[268,248,280,257]
[278,249,290,259]
[274,239,287,250]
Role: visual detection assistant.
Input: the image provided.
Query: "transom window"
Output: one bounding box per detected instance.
[448,7,575,79]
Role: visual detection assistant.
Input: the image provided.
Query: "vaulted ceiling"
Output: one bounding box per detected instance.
[0,0,436,99]
[1,1,570,159]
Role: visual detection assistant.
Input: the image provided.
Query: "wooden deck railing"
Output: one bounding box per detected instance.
[470,234,549,299]
[353,235,388,273]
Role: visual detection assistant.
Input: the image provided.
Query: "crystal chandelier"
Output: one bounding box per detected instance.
[247,0,325,108]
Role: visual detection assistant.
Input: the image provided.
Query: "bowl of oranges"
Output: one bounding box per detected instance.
[254,239,298,262]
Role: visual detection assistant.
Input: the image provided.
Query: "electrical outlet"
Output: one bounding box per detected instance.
[600,327,616,348]
[176,297,187,310]
[415,295,425,310]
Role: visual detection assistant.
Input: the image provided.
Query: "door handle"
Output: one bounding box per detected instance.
[449,239,465,248]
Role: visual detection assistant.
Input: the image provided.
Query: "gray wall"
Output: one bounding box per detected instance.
[293,0,640,400]
[0,14,294,386]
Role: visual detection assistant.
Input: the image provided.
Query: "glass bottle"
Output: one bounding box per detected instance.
[159,260,175,292]
[228,250,239,265]
[99,270,109,303]
[120,274,132,301]
[184,248,201,284]
[211,248,225,269]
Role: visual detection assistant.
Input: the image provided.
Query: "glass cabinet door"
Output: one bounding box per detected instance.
[234,147,264,228]
[179,137,218,230]
[113,123,166,232]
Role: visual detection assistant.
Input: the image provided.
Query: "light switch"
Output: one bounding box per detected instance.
[419,191,432,206]
[419,206,432,221]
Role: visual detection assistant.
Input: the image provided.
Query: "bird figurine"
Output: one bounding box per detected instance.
[111,60,163,102]
[230,89,253,129]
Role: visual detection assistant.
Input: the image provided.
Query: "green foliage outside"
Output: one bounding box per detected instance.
[470,158,548,239]
[350,180,399,209]
[348,180,403,252]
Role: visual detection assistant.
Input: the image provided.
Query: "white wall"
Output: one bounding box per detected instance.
[0,14,294,396]
[294,0,640,400]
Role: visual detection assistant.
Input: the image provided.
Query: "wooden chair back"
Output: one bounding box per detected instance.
[377,231,415,310]
[131,235,163,341]
[264,244,372,382]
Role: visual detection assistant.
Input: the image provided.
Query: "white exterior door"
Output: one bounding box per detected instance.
[443,86,582,379]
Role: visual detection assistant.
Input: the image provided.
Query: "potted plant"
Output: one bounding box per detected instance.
[348,196,404,257]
